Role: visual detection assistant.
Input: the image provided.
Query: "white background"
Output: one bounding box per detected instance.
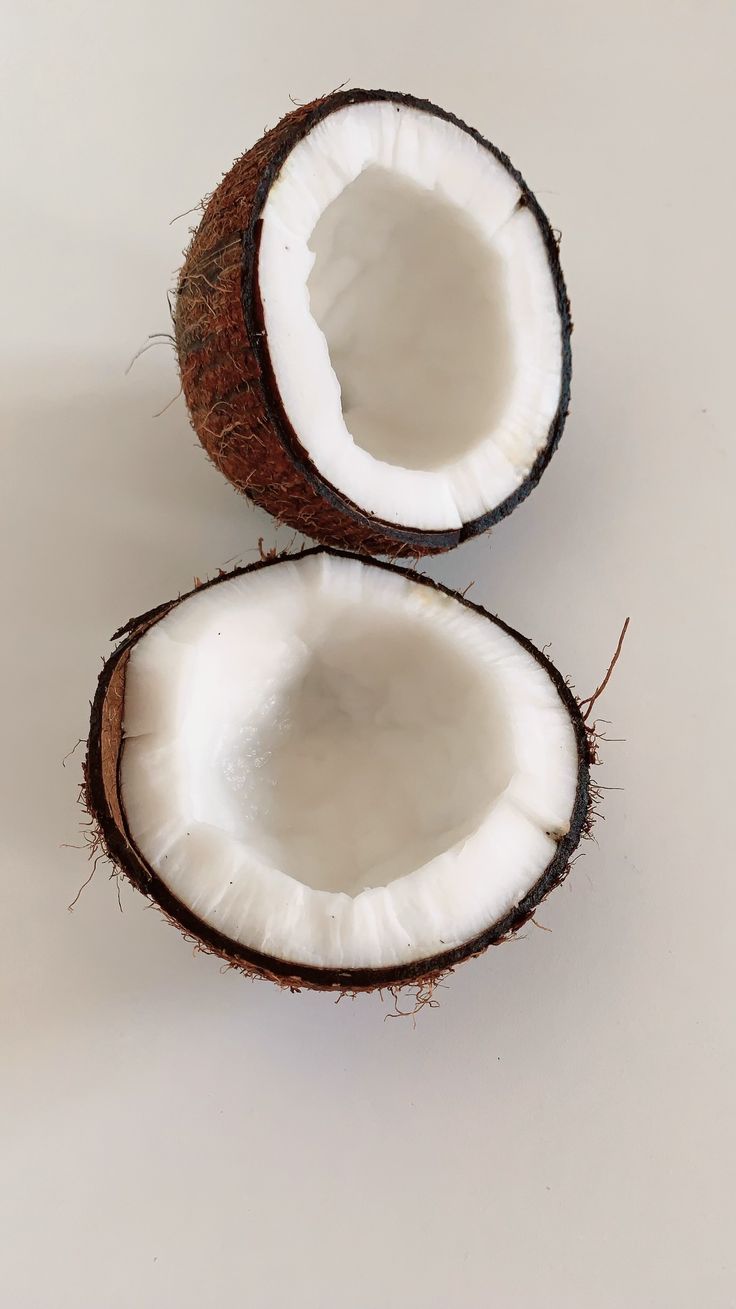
[2,3,734,1306]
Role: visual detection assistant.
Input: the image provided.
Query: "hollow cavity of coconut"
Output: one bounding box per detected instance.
[85,550,590,991]
[176,89,571,557]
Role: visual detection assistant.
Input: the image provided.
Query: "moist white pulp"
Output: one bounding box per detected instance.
[258,100,563,532]
[217,614,510,895]
[308,166,513,470]
[120,554,579,970]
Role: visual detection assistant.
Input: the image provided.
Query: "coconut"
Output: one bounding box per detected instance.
[84,550,591,992]
[176,89,571,557]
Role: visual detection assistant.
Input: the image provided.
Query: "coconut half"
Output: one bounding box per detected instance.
[85,550,590,991]
[176,89,571,557]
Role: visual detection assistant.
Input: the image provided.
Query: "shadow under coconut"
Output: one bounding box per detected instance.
[2,372,611,1041]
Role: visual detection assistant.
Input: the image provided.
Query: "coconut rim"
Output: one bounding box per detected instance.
[239,87,573,553]
[84,547,591,992]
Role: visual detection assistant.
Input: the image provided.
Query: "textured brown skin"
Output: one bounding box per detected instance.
[175,89,572,558]
[84,549,592,993]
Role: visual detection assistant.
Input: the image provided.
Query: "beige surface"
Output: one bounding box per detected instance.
[2,3,734,1306]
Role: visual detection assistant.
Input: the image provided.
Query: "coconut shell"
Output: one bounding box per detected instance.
[84,548,592,993]
[175,89,572,558]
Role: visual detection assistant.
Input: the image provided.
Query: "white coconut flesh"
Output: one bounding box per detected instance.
[258,101,564,533]
[119,554,580,971]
